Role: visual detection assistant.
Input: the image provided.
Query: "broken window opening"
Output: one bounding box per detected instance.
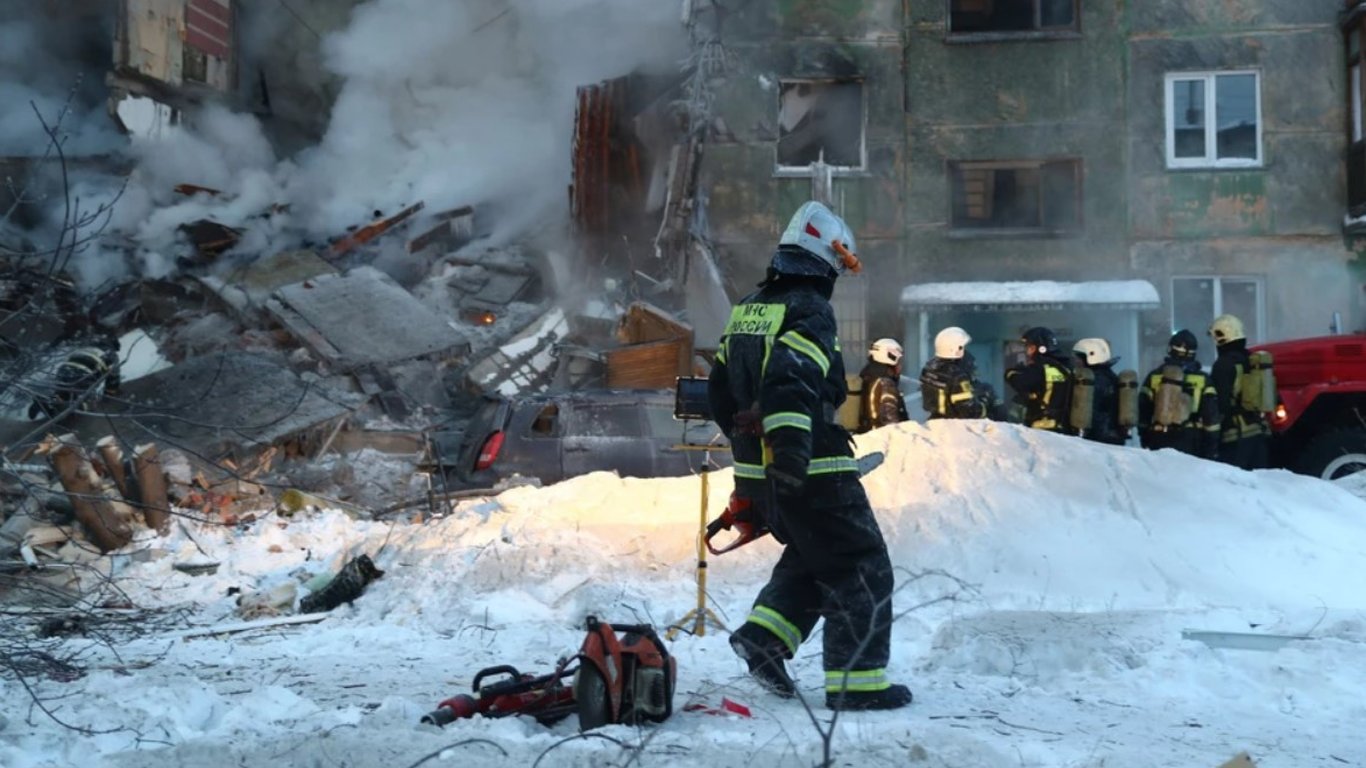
[948,159,1082,234]
[949,0,1078,36]
[1164,71,1261,169]
[777,79,865,171]
[1345,14,1366,216]
[183,46,208,84]
[530,404,560,437]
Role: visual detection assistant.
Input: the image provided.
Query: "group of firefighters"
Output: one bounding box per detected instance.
[707,200,1281,713]
[855,315,1272,472]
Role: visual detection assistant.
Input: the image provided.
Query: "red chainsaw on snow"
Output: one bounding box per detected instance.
[421,616,676,731]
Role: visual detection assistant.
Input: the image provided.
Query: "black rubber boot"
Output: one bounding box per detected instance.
[729,634,797,699]
[826,683,913,711]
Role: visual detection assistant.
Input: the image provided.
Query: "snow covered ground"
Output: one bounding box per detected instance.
[4,420,1365,768]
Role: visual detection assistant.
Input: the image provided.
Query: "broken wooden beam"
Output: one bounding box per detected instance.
[326,201,425,260]
[46,434,131,553]
[96,437,130,499]
[134,443,171,534]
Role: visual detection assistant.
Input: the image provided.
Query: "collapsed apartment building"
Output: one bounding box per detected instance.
[0,1,737,578]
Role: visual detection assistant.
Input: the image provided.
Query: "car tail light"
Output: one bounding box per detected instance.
[1273,403,1288,424]
[474,431,505,471]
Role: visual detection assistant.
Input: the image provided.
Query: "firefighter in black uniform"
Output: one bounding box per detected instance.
[856,338,909,433]
[28,336,121,420]
[1209,314,1270,469]
[708,201,912,711]
[1005,326,1076,434]
[919,326,996,420]
[1138,330,1220,459]
[1071,338,1129,445]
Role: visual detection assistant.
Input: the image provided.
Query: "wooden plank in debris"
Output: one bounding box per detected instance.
[603,339,690,389]
[326,202,425,261]
[617,302,692,345]
[1180,629,1312,652]
[171,613,330,640]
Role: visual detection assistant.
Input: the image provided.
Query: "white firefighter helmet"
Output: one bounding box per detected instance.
[772,201,861,277]
[1209,314,1246,345]
[933,327,971,359]
[869,338,903,366]
[1072,337,1112,366]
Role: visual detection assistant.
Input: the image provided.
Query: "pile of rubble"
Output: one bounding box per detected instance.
[1,182,717,594]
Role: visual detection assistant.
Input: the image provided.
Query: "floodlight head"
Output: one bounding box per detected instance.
[674,376,712,421]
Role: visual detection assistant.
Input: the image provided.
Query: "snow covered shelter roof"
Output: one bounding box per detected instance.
[900,280,1160,312]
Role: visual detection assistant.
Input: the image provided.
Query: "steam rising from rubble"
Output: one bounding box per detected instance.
[287,0,684,239]
[0,3,121,156]
[93,0,686,286]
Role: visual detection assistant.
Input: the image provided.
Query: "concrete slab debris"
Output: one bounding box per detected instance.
[199,249,337,319]
[465,307,568,396]
[266,266,470,369]
[68,352,361,460]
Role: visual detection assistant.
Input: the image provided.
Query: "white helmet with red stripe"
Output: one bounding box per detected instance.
[869,338,903,366]
[772,201,861,277]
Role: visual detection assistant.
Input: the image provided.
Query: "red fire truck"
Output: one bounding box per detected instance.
[1252,334,1366,480]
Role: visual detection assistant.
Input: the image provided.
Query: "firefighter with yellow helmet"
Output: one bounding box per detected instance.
[1209,314,1272,469]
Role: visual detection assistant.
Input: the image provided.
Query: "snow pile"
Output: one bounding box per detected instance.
[4,421,1366,768]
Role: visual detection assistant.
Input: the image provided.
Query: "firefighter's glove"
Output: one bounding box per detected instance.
[765,446,809,497]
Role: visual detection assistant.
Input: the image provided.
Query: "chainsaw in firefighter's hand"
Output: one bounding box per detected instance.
[705,491,771,555]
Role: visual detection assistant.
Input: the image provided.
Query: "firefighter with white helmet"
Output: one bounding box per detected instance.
[857,337,909,433]
[1071,338,1129,445]
[708,200,911,711]
[919,327,996,420]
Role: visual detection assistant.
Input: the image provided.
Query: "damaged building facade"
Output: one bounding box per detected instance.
[689,0,1364,378]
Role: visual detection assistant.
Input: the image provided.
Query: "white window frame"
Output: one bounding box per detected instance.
[1163,71,1263,170]
[775,78,868,176]
[1169,275,1265,343]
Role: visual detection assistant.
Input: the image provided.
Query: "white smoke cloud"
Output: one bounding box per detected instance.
[16,0,687,291]
[131,0,687,243]
[0,3,122,156]
[281,0,686,241]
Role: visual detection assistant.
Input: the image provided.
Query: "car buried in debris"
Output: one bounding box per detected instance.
[453,390,730,488]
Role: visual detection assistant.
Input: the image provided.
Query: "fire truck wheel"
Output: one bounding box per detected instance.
[574,663,611,732]
[1297,428,1366,481]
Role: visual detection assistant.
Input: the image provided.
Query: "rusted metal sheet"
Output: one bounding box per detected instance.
[570,77,653,236]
